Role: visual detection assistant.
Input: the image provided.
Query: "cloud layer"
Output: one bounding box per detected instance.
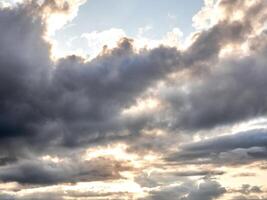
[0,0,267,199]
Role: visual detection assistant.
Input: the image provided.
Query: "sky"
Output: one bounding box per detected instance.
[0,0,267,200]
[50,0,203,58]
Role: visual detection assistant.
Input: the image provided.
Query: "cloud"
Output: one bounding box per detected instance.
[229,185,267,200]
[182,180,226,200]
[147,0,267,132]
[0,0,267,198]
[174,170,225,177]
[143,179,226,200]
[163,30,267,130]
[34,0,87,34]
[1,0,266,153]
[237,185,262,195]
[0,155,133,185]
[81,28,127,58]
[167,129,267,165]
[0,2,182,153]
[231,195,267,200]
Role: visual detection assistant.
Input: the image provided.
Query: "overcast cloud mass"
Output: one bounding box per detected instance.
[0,0,267,199]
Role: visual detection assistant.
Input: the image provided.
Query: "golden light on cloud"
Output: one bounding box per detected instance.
[84,143,161,170]
[219,42,250,58]
[75,180,144,194]
[43,0,86,35]
[143,129,166,137]
[7,180,145,199]
[192,0,220,30]
[122,97,161,116]
[232,10,244,21]
[46,13,70,35]
[84,143,138,162]
[219,44,235,58]
[0,182,20,191]
[41,155,64,163]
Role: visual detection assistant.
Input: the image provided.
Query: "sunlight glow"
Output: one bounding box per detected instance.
[122,98,161,116]
[41,155,63,163]
[84,143,138,162]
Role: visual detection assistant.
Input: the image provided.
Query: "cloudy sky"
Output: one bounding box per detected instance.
[0,0,267,199]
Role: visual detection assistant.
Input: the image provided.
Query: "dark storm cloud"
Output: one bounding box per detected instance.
[0,3,51,139]
[51,40,181,146]
[0,1,183,188]
[167,129,267,165]
[0,0,266,152]
[0,157,17,166]
[0,2,181,151]
[0,156,132,185]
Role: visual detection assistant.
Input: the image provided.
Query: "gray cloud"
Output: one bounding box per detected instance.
[0,155,133,185]
[0,0,266,155]
[1,0,266,153]
[174,170,225,177]
[237,185,262,195]
[167,129,267,165]
[143,179,226,200]
[0,2,182,153]
[158,0,267,131]
[182,180,226,200]
[164,30,267,130]
[0,0,267,198]
[0,193,15,200]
